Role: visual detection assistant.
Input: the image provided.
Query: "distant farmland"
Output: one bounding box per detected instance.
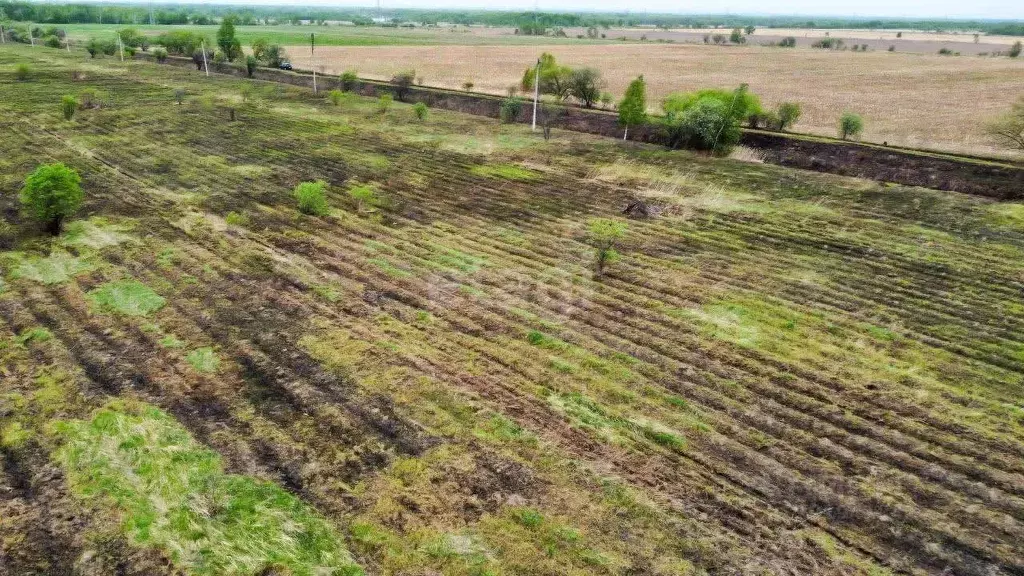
[290,42,1024,158]
[3,43,1024,576]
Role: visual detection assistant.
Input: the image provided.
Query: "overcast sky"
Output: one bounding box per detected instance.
[171,0,1024,20]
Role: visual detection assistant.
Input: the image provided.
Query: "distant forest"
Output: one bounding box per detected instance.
[1,1,1022,35]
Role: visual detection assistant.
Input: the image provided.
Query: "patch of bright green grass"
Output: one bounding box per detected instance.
[88,279,166,317]
[60,218,134,250]
[186,347,220,373]
[15,327,52,346]
[11,251,97,285]
[367,257,413,278]
[158,334,184,349]
[470,164,538,181]
[53,401,363,576]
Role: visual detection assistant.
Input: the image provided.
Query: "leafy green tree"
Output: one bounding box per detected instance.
[216,16,241,61]
[618,75,647,140]
[1010,41,1022,58]
[264,45,285,67]
[500,97,524,123]
[985,97,1024,151]
[662,85,753,154]
[413,102,428,121]
[61,95,76,121]
[20,163,83,235]
[245,55,258,77]
[118,27,145,48]
[521,53,572,100]
[294,180,329,216]
[251,37,269,61]
[390,70,416,101]
[730,28,746,44]
[744,25,756,35]
[340,70,359,91]
[587,218,627,277]
[328,89,344,106]
[776,102,802,131]
[567,67,604,108]
[839,112,864,140]
[349,184,380,213]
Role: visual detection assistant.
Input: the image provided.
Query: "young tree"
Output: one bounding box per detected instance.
[20,163,83,235]
[413,102,428,121]
[567,67,604,108]
[390,70,416,101]
[744,25,756,35]
[264,45,285,67]
[153,47,168,62]
[839,112,864,140]
[618,75,647,140]
[587,218,627,277]
[60,95,76,120]
[521,53,572,101]
[14,63,29,81]
[251,37,269,61]
[294,180,329,216]
[730,28,746,44]
[245,55,258,78]
[985,98,1024,151]
[216,16,241,61]
[340,70,359,91]
[1011,41,1022,58]
[377,93,394,115]
[348,183,380,213]
[776,102,802,131]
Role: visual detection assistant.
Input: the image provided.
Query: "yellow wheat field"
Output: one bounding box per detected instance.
[290,43,1024,157]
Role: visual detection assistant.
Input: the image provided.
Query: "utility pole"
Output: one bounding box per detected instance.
[531,58,540,131]
[310,33,317,94]
[200,40,209,76]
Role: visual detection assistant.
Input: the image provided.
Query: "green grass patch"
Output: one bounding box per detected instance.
[10,251,97,285]
[470,164,538,181]
[367,257,413,278]
[61,218,134,250]
[88,279,166,317]
[53,401,362,575]
[186,347,220,373]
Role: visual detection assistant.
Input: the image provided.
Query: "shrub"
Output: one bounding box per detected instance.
[245,55,258,78]
[340,70,359,91]
[154,31,205,56]
[14,63,29,81]
[729,28,746,44]
[390,70,416,101]
[599,91,614,109]
[328,89,344,106]
[984,97,1024,151]
[811,37,844,50]
[462,80,474,91]
[118,27,146,48]
[20,163,84,235]
[413,102,428,121]
[776,102,802,131]
[174,88,186,105]
[294,180,329,216]
[587,218,627,277]
[377,93,393,115]
[938,47,954,55]
[778,36,796,47]
[839,112,864,140]
[567,67,604,108]
[663,97,743,154]
[500,97,524,123]
[152,47,168,62]
[663,87,761,121]
[61,95,77,121]
[43,34,62,48]
[888,45,896,52]
[124,46,137,57]
[1011,41,1022,58]
[521,53,572,100]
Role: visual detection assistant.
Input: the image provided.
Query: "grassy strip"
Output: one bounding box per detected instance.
[53,400,363,576]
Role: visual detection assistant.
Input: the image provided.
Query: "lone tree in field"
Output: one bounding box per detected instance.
[216,16,241,61]
[1010,41,1022,58]
[618,75,647,140]
[521,53,573,101]
[839,112,864,140]
[776,102,802,131]
[20,163,83,235]
[587,218,627,278]
[985,98,1024,152]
